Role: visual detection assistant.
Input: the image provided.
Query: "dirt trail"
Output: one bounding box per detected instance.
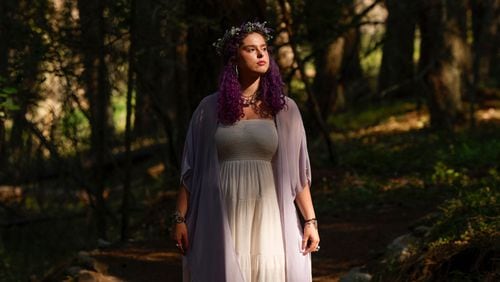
[87,203,433,282]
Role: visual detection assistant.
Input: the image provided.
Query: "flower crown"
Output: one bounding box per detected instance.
[213,21,273,55]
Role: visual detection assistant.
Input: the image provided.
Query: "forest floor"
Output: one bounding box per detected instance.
[79,186,445,282]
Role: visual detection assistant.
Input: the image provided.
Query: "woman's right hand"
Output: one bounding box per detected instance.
[172,223,189,255]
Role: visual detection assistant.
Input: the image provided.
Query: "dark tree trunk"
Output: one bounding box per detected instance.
[7,1,45,180]
[0,0,7,76]
[418,0,470,129]
[121,0,136,242]
[133,0,185,172]
[308,1,370,119]
[133,0,158,138]
[341,20,370,105]
[0,0,9,170]
[471,0,500,88]
[313,39,345,117]
[77,0,111,240]
[378,0,418,98]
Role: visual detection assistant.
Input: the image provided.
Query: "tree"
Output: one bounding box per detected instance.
[378,0,418,98]
[0,0,9,171]
[470,0,500,88]
[6,0,48,179]
[306,0,371,118]
[77,0,112,239]
[418,0,470,129]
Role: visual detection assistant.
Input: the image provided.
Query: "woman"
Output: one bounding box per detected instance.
[172,22,320,282]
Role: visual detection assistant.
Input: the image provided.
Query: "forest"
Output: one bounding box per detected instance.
[0,0,498,281]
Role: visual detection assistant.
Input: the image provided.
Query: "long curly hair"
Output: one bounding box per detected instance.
[217,27,286,125]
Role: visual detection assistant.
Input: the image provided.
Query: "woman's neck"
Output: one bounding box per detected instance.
[239,75,260,97]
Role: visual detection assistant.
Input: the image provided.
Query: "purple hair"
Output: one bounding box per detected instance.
[217,27,286,125]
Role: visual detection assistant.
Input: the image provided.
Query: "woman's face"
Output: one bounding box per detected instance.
[236,32,269,78]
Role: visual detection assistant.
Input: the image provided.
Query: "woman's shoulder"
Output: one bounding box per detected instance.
[198,92,218,108]
[282,96,300,116]
[191,92,218,116]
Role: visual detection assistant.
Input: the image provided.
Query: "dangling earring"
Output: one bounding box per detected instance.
[234,65,239,77]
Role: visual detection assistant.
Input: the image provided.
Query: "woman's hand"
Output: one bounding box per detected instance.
[172,186,189,255]
[172,223,189,255]
[301,223,320,254]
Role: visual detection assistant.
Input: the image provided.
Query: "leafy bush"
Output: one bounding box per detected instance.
[374,171,500,281]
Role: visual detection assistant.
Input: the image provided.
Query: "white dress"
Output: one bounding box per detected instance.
[215,119,286,282]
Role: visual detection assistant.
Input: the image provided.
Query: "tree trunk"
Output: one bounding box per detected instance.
[471,0,500,88]
[378,0,418,98]
[0,0,8,170]
[133,0,158,138]
[7,1,45,180]
[307,0,370,118]
[121,0,136,242]
[418,0,470,129]
[77,0,111,240]
[341,19,370,105]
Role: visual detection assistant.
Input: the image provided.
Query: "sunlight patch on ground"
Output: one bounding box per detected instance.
[339,107,500,139]
[476,107,500,121]
[343,110,429,139]
[95,248,181,262]
[382,177,424,191]
[0,185,23,202]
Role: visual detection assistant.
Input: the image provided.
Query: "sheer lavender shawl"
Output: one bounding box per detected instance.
[180,93,312,282]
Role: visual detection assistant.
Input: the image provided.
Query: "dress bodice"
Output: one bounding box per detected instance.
[215,119,278,162]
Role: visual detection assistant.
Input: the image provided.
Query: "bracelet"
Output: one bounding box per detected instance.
[171,210,186,224]
[304,218,318,229]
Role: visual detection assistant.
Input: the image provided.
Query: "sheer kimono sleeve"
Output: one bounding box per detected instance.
[180,121,194,192]
[295,120,311,194]
[180,101,205,193]
[295,106,312,196]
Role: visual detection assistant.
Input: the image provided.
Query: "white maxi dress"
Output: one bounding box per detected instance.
[215,119,286,282]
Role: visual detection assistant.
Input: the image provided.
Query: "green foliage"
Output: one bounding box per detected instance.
[0,76,20,117]
[431,161,471,188]
[373,168,499,281]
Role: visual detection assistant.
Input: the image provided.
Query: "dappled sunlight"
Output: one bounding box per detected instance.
[147,162,165,178]
[95,248,181,262]
[476,107,500,121]
[339,106,500,139]
[382,177,424,191]
[0,185,23,203]
[344,110,429,139]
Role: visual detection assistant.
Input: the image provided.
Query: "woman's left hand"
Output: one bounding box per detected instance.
[301,223,320,254]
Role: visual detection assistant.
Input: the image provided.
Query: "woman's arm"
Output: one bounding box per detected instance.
[172,185,190,254]
[295,185,320,254]
[176,185,190,217]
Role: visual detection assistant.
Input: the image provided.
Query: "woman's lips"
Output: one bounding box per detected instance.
[257,61,267,66]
